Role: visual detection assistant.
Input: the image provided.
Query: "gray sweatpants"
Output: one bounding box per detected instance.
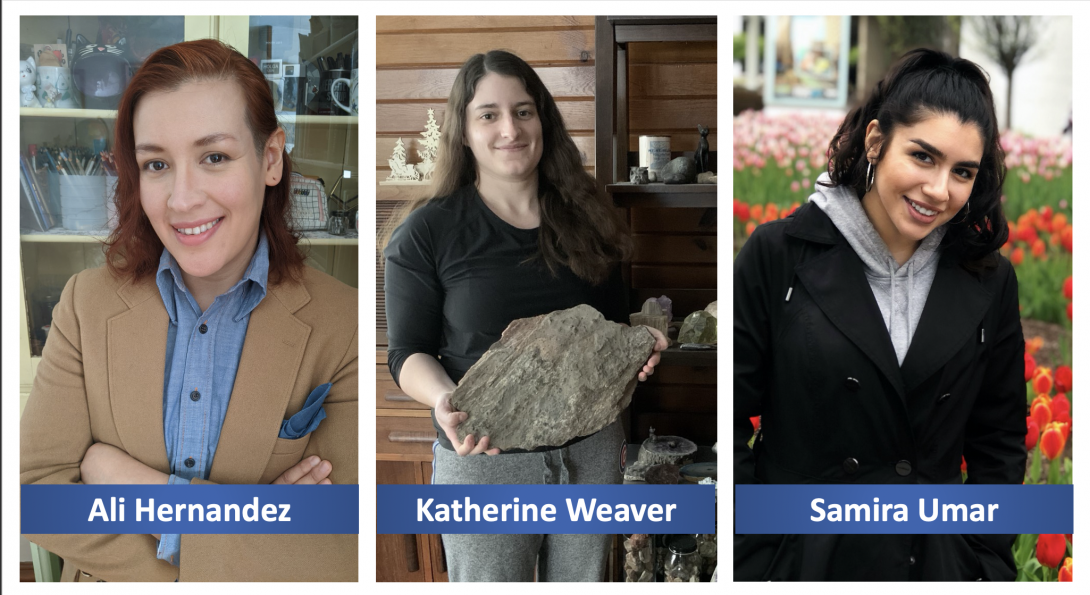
[432,419,625,582]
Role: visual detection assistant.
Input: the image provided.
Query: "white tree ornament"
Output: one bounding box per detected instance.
[380,109,443,186]
[385,137,420,182]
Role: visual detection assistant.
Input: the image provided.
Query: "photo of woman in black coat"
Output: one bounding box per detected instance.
[734,48,1026,581]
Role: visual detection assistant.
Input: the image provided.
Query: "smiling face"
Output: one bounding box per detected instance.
[862,112,984,256]
[464,72,543,185]
[134,79,282,294]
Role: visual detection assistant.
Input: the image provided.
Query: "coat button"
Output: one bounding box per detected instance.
[938,393,951,404]
[843,457,860,474]
[844,377,860,392]
[909,555,916,565]
[896,460,912,476]
[184,457,195,468]
[199,323,208,334]
[190,390,201,402]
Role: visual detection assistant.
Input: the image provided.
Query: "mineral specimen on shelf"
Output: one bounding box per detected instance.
[678,310,717,345]
[660,156,698,184]
[645,463,681,485]
[630,297,669,339]
[450,305,657,450]
[639,429,698,466]
[654,295,673,321]
[704,300,717,319]
[697,171,717,184]
[624,534,654,582]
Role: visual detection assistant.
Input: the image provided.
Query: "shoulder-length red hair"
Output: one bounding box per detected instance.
[105,38,304,285]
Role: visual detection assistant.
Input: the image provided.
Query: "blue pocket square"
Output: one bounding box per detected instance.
[279,383,331,439]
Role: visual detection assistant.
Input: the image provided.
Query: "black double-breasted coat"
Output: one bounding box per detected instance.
[734,203,1027,581]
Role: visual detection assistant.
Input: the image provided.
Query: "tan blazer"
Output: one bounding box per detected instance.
[20,265,358,582]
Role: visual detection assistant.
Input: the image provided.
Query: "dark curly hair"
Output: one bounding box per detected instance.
[823,48,1008,268]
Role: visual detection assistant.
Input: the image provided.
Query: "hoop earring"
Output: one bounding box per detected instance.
[951,200,971,225]
[865,160,875,192]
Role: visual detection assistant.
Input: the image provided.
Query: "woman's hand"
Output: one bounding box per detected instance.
[80,443,169,485]
[272,456,333,485]
[435,392,500,457]
[637,326,669,382]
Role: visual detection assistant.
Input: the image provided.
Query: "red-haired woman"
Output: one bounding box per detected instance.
[20,39,358,582]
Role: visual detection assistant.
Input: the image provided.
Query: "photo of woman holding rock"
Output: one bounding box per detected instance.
[734,48,1026,580]
[382,49,667,581]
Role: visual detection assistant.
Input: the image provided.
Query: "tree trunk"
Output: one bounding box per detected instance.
[1004,67,1015,131]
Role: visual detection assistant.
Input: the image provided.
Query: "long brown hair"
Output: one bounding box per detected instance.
[383,50,631,284]
[105,38,304,284]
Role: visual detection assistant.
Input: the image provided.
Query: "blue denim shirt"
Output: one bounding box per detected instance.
[154,233,269,566]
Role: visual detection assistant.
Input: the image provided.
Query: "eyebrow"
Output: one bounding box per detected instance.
[909,138,980,169]
[134,132,239,154]
[472,101,535,110]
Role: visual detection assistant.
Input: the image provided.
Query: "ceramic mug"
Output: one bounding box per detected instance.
[36,65,80,109]
[331,69,358,116]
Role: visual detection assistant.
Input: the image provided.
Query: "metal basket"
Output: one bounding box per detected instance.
[289,172,328,231]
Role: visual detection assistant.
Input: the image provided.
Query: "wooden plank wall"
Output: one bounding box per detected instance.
[375,18,717,447]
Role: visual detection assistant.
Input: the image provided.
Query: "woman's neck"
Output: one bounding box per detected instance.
[476,171,540,229]
[180,238,258,313]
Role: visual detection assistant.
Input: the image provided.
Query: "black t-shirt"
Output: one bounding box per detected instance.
[383,184,628,452]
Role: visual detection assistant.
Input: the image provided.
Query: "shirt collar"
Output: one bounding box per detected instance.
[156,231,271,323]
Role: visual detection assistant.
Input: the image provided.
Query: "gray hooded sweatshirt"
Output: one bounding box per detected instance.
[808,172,945,365]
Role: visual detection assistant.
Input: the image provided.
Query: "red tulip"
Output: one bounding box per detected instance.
[1024,353,1037,382]
[1040,422,1067,460]
[1037,533,1067,569]
[1067,301,1073,320]
[745,221,757,236]
[960,455,967,473]
[1011,246,1025,265]
[1025,336,1044,355]
[1031,399,1052,430]
[733,199,751,222]
[1025,416,1040,450]
[1054,365,1072,392]
[1063,276,1073,300]
[1061,225,1073,252]
[1031,238,1047,259]
[750,204,764,222]
[750,416,760,431]
[1050,393,1070,419]
[1058,557,1072,582]
[1033,368,1053,394]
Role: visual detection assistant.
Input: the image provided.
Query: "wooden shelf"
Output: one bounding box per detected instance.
[658,345,717,367]
[608,183,718,208]
[20,228,359,245]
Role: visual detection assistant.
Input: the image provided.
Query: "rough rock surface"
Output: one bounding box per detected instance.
[451,305,657,450]
[661,156,699,184]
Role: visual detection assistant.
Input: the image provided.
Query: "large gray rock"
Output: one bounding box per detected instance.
[661,156,699,184]
[451,305,657,451]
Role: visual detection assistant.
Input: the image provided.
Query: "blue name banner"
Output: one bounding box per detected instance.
[377,485,715,534]
[736,484,1073,534]
[21,485,359,534]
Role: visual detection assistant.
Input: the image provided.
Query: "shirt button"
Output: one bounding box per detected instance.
[909,555,916,565]
[190,390,201,402]
[844,377,860,392]
[843,457,860,474]
[184,457,195,468]
[938,393,951,404]
[896,460,913,476]
[199,323,208,334]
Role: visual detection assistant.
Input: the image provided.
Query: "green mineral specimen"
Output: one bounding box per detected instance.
[678,310,717,344]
